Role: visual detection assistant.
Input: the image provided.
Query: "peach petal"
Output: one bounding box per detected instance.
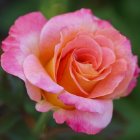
[95,28,126,45]
[43,92,73,110]
[98,47,116,70]
[45,58,55,80]
[57,54,88,96]
[61,34,101,59]
[106,56,138,98]
[72,67,112,92]
[45,43,63,81]
[89,59,127,98]
[39,9,97,63]
[94,35,114,50]
[23,54,63,93]
[73,48,99,69]
[61,34,102,69]
[104,40,138,98]
[74,62,98,79]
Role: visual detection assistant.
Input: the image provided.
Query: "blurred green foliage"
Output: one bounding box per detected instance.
[0,0,140,140]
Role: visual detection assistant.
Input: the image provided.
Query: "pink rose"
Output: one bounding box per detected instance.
[1,9,139,134]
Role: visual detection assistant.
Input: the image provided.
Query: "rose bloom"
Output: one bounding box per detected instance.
[1,9,139,134]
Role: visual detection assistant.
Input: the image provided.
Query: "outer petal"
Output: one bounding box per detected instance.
[1,48,26,80]
[1,12,47,80]
[59,91,112,113]
[95,28,126,45]
[99,47,116,70]
[107,56,139,98]
[53,99,113,134]
[23,54,63,93]
[25,80,42,102]
[94,35,114,50]
[36,100,54,112]
[105,40,139,98]
[39,9,97,62]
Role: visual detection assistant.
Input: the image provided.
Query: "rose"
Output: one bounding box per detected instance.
[1,9,139,134]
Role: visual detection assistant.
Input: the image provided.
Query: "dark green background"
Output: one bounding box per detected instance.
[0,0,140,140]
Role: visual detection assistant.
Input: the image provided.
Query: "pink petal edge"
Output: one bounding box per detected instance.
[23,54,64,93]
[1,12,47,80]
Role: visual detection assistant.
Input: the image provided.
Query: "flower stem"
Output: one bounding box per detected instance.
[33,112,49,136]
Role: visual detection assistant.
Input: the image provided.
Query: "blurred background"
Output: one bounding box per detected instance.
[0,0,140,140]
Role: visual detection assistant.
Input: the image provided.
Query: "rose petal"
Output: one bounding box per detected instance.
[72,67,112,92]
[107,56,138,98]
[61,34,102,68]
[39,9,97,63]
[105,40,138,98]
[36,100,54,112]
[73,47,99,70]
[59,91,112,113]
[1,48,26,80]
[98,47,116,70]
[89,59,127,98]
[25,80,42,101]
[57,53,88,96]
[94,35,114,50]
[95,28,126,45]
[1,12,47,80]
[53,98,113,134]
[23,54,63,93]
[73,60,98,79]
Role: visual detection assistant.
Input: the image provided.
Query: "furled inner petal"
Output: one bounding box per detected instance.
[98,47,116,71]
[60,34,102,69]
[45,44,62,81]
[39,9,97,64]
[89,59,127,98]
[73,61,99,79]
[73,47,100,70]
[56,34,106,96]
[72,66,112,93]
[57,53,88,96]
